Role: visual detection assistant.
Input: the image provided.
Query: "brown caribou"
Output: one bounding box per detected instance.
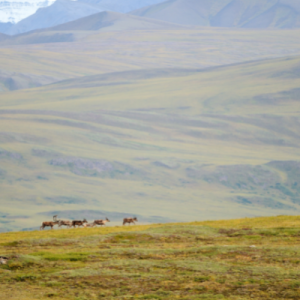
[94,217,110,227]
[71,219,87,228]
[123,217,138,225]
[40,215,59,230]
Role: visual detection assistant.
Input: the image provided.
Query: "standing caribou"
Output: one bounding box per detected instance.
[83,222,95,228]
[93,217,110,227]
[71,219,88,228]
[39,215,141,229]
[58,220,72,228]
[123,217,138,225]
[40,215,59,230]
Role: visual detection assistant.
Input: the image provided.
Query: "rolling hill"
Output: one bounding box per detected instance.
[131,0,300,28]
[0,70,57,92]
[0,54,300,231]
[49,10,184,31]
[1,27,300,72]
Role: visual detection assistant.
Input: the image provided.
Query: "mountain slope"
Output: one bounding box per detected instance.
[0,22,13,34]
[0,32,8,41]
[6,0,103,35]
[2,0,168,35]
[0,55,300,230]
[0,0,55,23]
[131,0,300,28]
[49,10,183,31]
[0,70,57,92]
[77,0,167,13]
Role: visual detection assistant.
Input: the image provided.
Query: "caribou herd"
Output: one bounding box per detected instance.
[40,215,138,230]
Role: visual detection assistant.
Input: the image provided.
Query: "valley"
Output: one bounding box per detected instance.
[0,0,299,232]
[0,49,300,231]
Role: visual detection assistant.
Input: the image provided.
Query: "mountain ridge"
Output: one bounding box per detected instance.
[6,0,103,35]
[48,10,185,31]
[131,0,300,28]
[0,0,55,23]
[0,0,168,35]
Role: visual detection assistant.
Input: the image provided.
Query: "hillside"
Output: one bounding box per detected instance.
[0,22,13,34]
[1,0,168,35]
[0,32,8,41]
[0,28,300,79]
[49,10,183,31]
[0,216,300,299]
[0,70,57,92]
[0,55,300,231]
[131,0,300,28]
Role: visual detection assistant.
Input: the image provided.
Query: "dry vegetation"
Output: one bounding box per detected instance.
[1,216,300,299]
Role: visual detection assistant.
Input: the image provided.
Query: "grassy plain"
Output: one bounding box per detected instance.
[1,216,300,299]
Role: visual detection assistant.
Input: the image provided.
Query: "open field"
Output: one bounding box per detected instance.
[1,216,300,299]
[0,53,300,231]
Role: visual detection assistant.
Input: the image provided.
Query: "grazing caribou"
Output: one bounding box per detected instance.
[40,215,59,230]
[72,219,87,228]
[123,217,138,225]
[94,217,110,227]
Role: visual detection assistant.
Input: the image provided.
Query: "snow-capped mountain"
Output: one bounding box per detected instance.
[0,0,55,23]
[7,0,102,35]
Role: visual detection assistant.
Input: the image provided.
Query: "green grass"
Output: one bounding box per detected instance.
[1,216,300,299]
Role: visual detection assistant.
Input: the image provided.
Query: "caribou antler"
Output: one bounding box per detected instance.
[53,215,58,222]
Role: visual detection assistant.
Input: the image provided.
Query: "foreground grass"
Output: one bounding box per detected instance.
[1,216,300,299]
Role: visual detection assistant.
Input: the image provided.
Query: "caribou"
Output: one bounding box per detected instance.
[71,219,88,228]
[58,220,72,228]
[40,216,59,230]
[123,217,138,225]
[94,217,110,227]
[83,222,96,228]
[0,256,8,265]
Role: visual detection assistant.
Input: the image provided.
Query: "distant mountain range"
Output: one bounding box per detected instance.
[0,11,183,46]
[1,0,300,36]
[6,0,104,35]
[0,0,167,35]
[131,0,300,28]
[49,11,182,31]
